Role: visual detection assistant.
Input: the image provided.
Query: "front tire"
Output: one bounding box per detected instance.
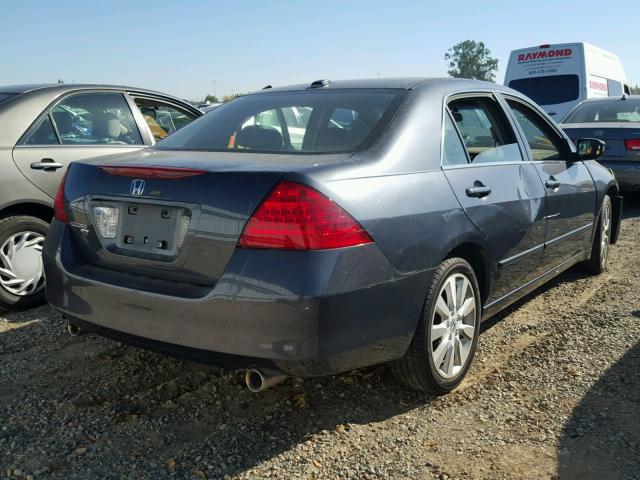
[585,194,612,275]
[392,257,481,394]
[0,216,49,312]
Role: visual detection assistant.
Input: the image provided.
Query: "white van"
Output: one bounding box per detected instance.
[504,43,630,121]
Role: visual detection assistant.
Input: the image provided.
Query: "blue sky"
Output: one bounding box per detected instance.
[2,0,638,100]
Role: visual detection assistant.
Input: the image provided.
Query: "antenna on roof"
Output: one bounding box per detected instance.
[309,79,331,89]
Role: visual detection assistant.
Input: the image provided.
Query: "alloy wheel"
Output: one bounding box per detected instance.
[0,231,46,296]
[430,272,476,379]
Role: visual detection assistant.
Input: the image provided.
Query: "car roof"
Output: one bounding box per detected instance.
[253,77,512,94]
[577,95,640,104]
[0,83,179,98]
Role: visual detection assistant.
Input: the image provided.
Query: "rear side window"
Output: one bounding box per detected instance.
[508,75,579,105]
[563,99,640,123]
[448,97,523,164]
[51,93,143,145]
[155,89,406,154]
[507,100,566,161]
[23,115,59,145]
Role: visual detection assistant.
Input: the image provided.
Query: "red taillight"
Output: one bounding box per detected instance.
[625,139,640,151]
[54,172,69,223]
[98,165,206,179]
[238,181,373,250]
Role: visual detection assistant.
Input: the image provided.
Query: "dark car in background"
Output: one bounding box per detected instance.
[561,95,640,192]
[0,84,201,311]
[43,78,621,394]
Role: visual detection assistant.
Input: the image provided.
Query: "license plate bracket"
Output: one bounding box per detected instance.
[116,202,186,256]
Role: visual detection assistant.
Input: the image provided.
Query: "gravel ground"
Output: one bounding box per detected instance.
[1,202,639,480]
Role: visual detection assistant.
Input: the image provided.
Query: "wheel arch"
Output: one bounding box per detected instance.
[0,201,54,223]
[445,242,491,305]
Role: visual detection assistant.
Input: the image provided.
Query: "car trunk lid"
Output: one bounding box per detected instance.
[64,149,352,289]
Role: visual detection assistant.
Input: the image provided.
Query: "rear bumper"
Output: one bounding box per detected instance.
[43,221,432,376]
[598,159,640,192]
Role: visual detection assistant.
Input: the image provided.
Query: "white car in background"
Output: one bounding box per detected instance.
[504,42,630,121]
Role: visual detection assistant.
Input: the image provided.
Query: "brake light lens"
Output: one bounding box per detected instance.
[98,165,206,179]
[625,139,640,151]
[238,181,373,250]
[54,172,69,223]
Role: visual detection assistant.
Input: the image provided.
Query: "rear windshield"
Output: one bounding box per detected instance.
[155,89,406,154]
[563,99,640,123]
[508,75,579,105]
[0,93,18,105]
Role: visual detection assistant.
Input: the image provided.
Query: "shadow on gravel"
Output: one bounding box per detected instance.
[557,341,640,479]
[480,266,592,334]
[0,311,431,479]
[621,194,640,219]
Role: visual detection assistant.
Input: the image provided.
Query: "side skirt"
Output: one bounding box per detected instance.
[481,250,588,321]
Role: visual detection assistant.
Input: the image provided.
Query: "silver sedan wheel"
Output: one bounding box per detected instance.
[600,200,611,269]
[430,272,476,379]
[0,231,45,296]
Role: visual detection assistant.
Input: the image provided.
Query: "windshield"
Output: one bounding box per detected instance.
[508,75,579,105]
[0,93,18,105]
[563,99,640,123]
[155,89,406,154]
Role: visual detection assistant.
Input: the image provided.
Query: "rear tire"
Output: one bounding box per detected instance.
[391,257,481,394]
[0,216,49,313]
[584,195,612,275]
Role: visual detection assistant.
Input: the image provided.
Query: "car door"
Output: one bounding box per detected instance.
[12,91,145,198]
[502,95,596,270]
[442,94,546,304]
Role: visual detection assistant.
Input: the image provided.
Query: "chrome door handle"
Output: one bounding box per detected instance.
[30,158,64,171]
[466,184,492,198]
[545,179,560,189]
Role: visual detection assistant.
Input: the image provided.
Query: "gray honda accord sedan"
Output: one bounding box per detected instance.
[43,78,621,393]
[0,84,201,311]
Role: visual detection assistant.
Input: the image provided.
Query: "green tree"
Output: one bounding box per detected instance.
[222,93,244,103]
[445,40,499,82]
[631,84,640,95]
[204,94,219,103]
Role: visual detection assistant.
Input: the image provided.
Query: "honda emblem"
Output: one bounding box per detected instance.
[130,179,145,196]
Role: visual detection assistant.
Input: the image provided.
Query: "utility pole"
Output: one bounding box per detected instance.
[213,80,216,99]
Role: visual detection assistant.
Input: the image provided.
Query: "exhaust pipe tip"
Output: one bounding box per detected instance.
[245,368,287,392]
[67,321,81,337]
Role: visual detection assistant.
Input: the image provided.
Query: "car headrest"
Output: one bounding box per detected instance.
[93,112,123,140]
[235,125,283,151]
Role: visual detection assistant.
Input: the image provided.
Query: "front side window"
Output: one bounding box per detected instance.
[155,89,406,155]
[563,99,640,123]
[507,100,565,161]
[508,75,579,105]
[135,98,198,141]
[22,115,59,145]
[51,93,143,145]
[448,97,523,164]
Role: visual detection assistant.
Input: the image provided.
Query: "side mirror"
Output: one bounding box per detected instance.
[575,138,605,161]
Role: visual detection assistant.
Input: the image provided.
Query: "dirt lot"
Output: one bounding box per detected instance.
[1,202,639,480]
